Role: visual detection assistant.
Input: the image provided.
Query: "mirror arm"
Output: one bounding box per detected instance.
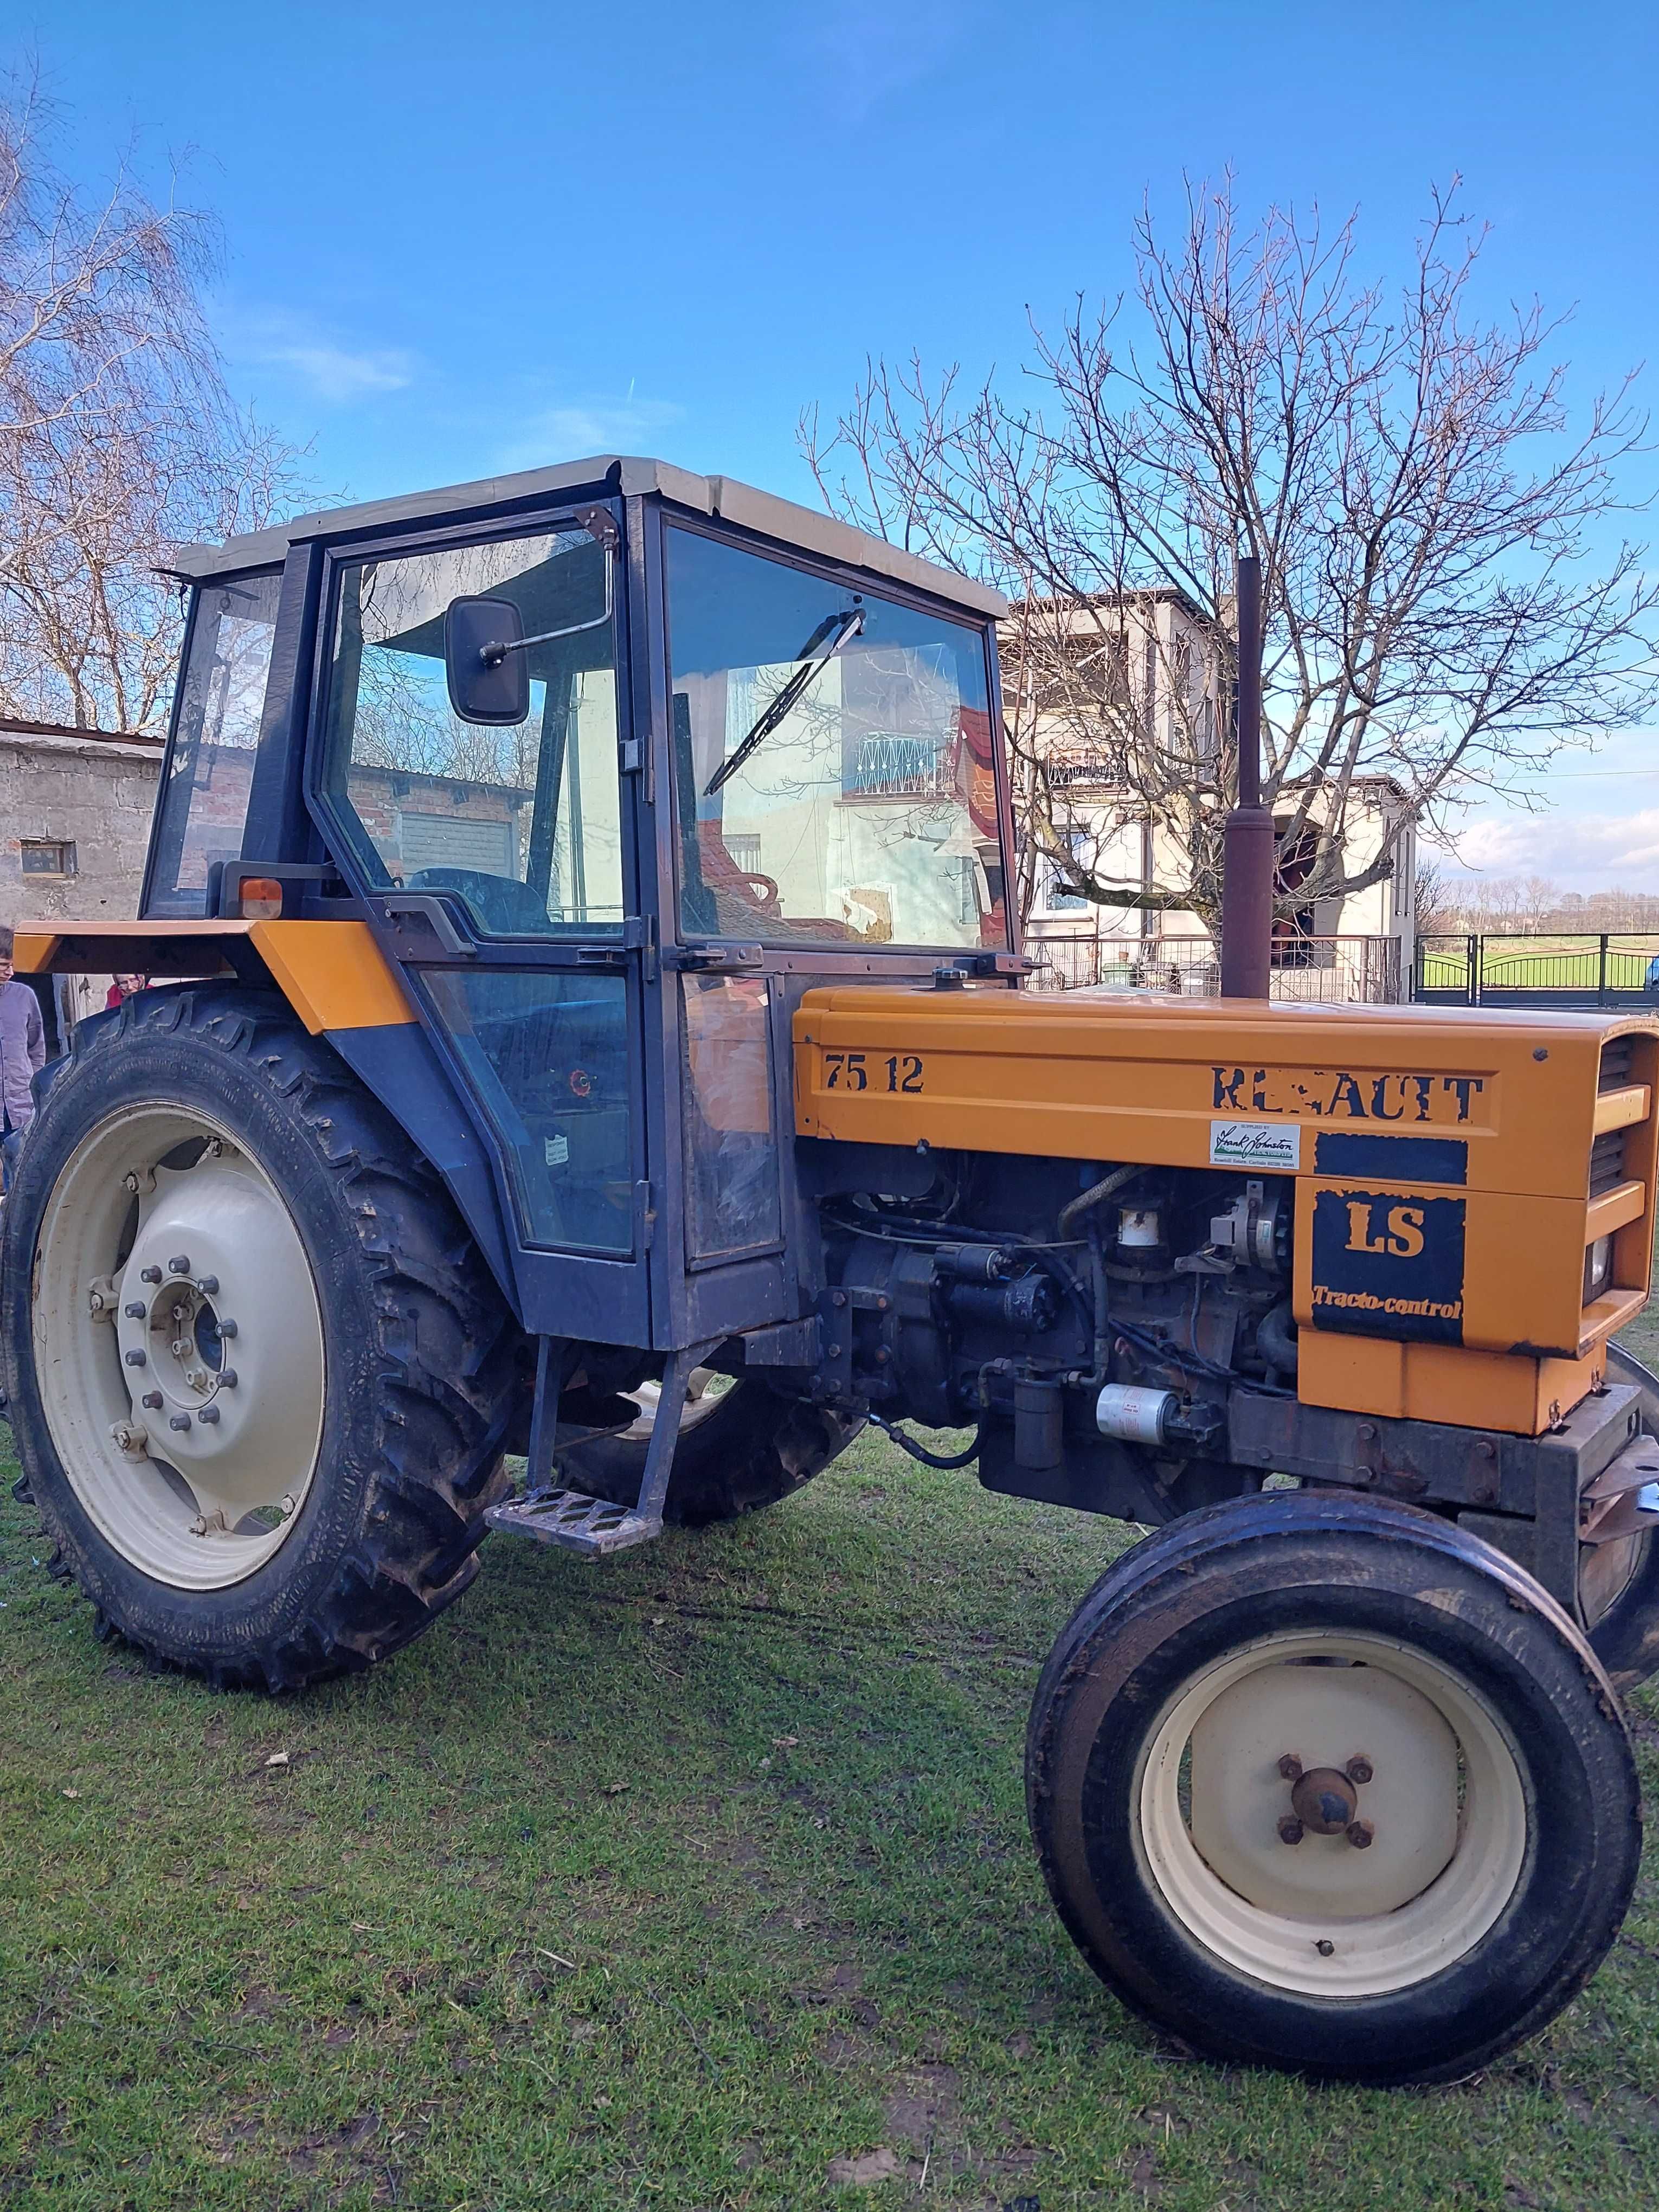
[484,546,619,664]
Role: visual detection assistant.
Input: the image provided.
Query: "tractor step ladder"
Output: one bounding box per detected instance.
[485,1338,721,1558]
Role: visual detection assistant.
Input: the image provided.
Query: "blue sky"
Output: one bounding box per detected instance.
[21,0,1659,889]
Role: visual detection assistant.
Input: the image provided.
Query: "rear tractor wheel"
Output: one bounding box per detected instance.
[1027,1490,1642,2084]
[0,987,518,1689]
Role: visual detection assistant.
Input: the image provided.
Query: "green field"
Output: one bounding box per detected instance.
[1417,941,1659,994]
[3,1389,1659,2210]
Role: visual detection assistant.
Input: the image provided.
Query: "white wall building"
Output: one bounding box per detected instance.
[1006,591,1415,1001]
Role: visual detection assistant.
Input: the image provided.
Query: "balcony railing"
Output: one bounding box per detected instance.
[846,734,952,797]
[1028,933,1403,1004]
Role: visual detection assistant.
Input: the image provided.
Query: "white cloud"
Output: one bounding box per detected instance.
[222,309,415,404]
[793,2,983,125]
[1445,803,1659,890]
[492,395,685,472]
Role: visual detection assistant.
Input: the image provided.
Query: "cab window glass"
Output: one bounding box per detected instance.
[323,529,622,936]
[147,571,282,916]
[423,968,632,1253]
[666,528,1005,949]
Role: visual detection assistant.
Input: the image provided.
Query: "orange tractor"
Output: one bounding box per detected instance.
[4,456,1655,2081]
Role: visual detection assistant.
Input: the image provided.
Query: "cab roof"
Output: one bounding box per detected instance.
[164,454,1009,619]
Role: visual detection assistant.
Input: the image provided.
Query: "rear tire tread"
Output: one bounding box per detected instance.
[2,985,518,1691]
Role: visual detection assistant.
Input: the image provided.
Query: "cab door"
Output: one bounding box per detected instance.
[310,504,656,1346]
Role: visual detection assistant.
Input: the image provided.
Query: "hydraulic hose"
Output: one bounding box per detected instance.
[866,1412,981,1469]
[1057,1162,1142,1239]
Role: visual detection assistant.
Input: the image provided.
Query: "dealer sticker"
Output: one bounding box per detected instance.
[1210,1119,1302,1171]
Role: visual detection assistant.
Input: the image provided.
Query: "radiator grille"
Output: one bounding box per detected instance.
[1599,1037,1636,1091]
[1590,1128,1629,1197]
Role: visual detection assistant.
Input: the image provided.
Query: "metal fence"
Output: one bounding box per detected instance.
[1414,934,1659,1008]
[1028,934,1402,1004]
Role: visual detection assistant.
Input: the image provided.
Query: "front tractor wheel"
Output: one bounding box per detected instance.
[1027,1491,1641,2084]
[0,988,518,1689]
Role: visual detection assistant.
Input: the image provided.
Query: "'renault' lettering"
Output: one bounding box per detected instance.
[1211,1067,1487,1124]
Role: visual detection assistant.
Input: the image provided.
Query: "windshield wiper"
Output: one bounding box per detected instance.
[704,607,864,797]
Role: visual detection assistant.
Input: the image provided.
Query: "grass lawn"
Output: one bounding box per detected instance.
[1415,943,1659,994]
[3,1399,1658,2212]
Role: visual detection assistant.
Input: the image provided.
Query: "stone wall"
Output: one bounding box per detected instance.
[1,722,164,1034]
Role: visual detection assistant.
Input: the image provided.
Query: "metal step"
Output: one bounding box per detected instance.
[487,1335,724,1560]
[485,1486,661,1556]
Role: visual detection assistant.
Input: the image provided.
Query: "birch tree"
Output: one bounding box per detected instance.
[0,74,304,734]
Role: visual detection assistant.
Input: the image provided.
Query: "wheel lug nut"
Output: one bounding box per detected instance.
[124,1301,146,1318]
[140,1265,162,1284]
[142,1392,162,1410]
[198,1405,221,1425]
[125,1349,146,1367]
[1347,1820,1374,1849]
[218,1369,237,1390]
[167,1255,191,1275]
[1277,1816,1304,1845]
[218,1318,238,1339]
[197,1276,218,1294]
[169,1413,191,1432]
[1346,1758,1374,1786]
[1277,1754,1303,1781]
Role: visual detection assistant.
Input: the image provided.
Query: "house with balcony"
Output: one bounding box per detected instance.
[1004,589,1415,1002]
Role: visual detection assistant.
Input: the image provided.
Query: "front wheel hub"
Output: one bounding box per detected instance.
[1289,1765,1360,1835]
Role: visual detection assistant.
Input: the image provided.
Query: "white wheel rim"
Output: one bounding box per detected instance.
[1135,1631,1527,1997]
[32,1104,325,1590]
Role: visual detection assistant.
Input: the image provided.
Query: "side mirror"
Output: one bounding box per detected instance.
[445,596,529,725]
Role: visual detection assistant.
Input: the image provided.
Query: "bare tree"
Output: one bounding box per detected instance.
[1412,852,1457,937]
[0,73,305,734]
[802,179,1657,936]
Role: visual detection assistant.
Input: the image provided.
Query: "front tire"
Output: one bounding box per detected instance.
[1,987,518,1689]
[1027,1490,1641,2084]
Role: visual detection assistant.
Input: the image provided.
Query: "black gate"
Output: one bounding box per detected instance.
[1413,933,1659,1009]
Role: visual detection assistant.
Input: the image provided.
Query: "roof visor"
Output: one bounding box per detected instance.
[161,455,1008,620]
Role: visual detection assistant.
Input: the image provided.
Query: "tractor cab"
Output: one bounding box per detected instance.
[142,458,1015,1354]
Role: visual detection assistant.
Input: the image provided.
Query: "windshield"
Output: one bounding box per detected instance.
[666,526,1006,948]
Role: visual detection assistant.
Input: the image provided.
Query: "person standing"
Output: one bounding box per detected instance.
[1,925,47,1189]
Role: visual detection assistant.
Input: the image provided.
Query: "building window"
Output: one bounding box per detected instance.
[726,833,763,875]
[21,838,76,878]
